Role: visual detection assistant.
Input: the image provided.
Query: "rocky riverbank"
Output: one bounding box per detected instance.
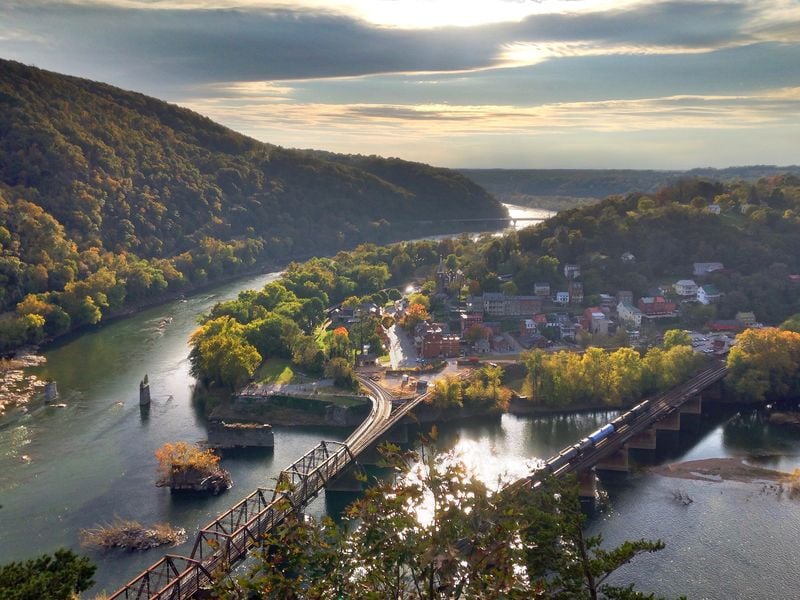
[0,351,47,417]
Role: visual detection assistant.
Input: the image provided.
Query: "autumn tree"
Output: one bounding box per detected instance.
[401,302,430,331]
[726,327,800,404]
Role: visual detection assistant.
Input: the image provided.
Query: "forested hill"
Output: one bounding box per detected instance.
[462,166,800,211]
[0,59,503,350]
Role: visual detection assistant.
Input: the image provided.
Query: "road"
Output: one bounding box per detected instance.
[386,323,417,369]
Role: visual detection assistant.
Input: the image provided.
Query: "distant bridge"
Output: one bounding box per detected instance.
[108,376,429,600]
[405,216,545,226]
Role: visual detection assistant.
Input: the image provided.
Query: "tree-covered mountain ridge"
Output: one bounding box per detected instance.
[0,59,504,350]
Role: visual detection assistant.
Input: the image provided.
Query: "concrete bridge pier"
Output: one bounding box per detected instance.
[626,428,657,450]
[654,409,681,431]
[577,469,596,499]
[680,395,702,415]
[595,448,629,472]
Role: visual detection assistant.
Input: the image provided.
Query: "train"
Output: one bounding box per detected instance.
[543,398,654,474]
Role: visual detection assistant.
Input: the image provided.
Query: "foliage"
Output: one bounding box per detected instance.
[400,302,431,331]
[324,357,358,390]
[0,59,504,352]
[217,440,673,599]
[780,313,800,333]
[189,316,261,389]
[427,366,512,412]
[522,341,703,408]
[0,549,95,600]
[662,329,691,350]
[154,441,221,483]
[726,328,800,404]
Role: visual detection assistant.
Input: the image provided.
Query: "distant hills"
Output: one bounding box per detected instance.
[462,166,800,211]
[0,59,503,348]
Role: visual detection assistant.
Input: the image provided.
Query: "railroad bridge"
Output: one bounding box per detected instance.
[519,360,729,498]
[109,376,427,600]
[111,361,728,598]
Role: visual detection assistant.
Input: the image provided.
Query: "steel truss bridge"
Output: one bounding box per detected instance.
[109,377,428,599]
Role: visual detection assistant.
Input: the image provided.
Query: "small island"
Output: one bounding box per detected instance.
[155,441,232,495]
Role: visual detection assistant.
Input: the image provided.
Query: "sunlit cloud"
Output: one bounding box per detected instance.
[182,87,800,141]
[498,40,725,68]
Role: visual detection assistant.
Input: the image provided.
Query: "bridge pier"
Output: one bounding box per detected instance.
[680,395,702,415]
[654,409,681,431]
[577,469,596,499]
[595,448,629,472]
[626,428,657,450]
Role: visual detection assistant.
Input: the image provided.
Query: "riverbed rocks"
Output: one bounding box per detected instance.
[158,466,233,495]
[80,518,187,550]
[0,352,47,417]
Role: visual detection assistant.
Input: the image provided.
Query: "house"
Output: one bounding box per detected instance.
[564,264,581,280]
[534,282,551,297]
[559,322,577,341]
[707,204,721,215]
[568,281,584,304]
[693,262,724,277]
[697,284,721,305]
[735,311,757,327]
[621,252,636,263]
[707,319,744,333]
[482,292,506,316]
[638,296,677,317]
[533,313,548,326]
[617,302,642,328]
[617,290,634,305]
[554,291,570,305]
[490,335,512,352]
[417,322,461,358]
[460,312,484,333]
[582,307,609,335]
[356,353,378,367]
[520,319,537,336]
[473,292,543,317]
[598,294,617,308]
[674,279,698,297]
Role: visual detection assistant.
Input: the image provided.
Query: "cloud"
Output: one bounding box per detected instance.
[1,0,794,90]
[181,87,800,141]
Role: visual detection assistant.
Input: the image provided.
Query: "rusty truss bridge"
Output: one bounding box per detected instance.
[109,376,428,599]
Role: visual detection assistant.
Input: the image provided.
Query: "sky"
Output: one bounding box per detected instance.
[1,0,799,169]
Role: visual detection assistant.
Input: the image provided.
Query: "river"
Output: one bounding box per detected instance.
[1,204,799,598]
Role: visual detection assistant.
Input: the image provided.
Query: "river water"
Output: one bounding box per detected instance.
[2,204,799,598]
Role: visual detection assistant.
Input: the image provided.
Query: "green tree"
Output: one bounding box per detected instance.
[0,549,95,600]
[217,441,673,600]
[324,357,357,389]
[662,329,691,350]
[189,316,262,389]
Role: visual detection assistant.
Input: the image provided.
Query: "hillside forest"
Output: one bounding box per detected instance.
[0,59,504,351]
